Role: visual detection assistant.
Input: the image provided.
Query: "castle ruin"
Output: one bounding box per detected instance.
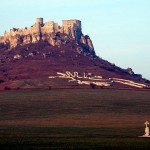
[0,18,94,50]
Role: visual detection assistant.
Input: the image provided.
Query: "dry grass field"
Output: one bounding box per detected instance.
[0,89,150,149]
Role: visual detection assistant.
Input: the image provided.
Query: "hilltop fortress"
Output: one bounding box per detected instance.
[0,18,94,50]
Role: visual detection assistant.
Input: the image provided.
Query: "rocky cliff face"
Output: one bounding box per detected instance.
[2,32,95,57]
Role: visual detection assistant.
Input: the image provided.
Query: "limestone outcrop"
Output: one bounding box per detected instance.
[0,18,94,53]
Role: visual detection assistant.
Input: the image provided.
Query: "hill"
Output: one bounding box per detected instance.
[0,18,149,90]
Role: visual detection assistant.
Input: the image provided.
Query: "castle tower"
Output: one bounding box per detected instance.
[62,20,82,35]
[36,18,43,26]
[36,22,41,33]
[35,18,43,33]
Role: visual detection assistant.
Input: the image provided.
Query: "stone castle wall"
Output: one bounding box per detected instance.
[0,36,4,43]
[0,18,94,51]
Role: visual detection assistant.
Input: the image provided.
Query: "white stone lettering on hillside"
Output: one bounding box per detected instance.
[48,71,147,88]
[112,78,147,88]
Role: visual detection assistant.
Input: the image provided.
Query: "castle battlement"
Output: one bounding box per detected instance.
[3,18,81,38]
[0,18,94,51]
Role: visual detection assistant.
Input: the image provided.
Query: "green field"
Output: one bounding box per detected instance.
[0,89,150,149]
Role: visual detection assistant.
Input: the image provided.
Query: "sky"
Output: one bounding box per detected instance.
[0,0,150,79]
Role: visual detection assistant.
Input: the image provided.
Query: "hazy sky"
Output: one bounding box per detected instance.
[0,0,150,79]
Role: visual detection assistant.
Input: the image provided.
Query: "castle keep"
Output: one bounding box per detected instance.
[0,18,94,50]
